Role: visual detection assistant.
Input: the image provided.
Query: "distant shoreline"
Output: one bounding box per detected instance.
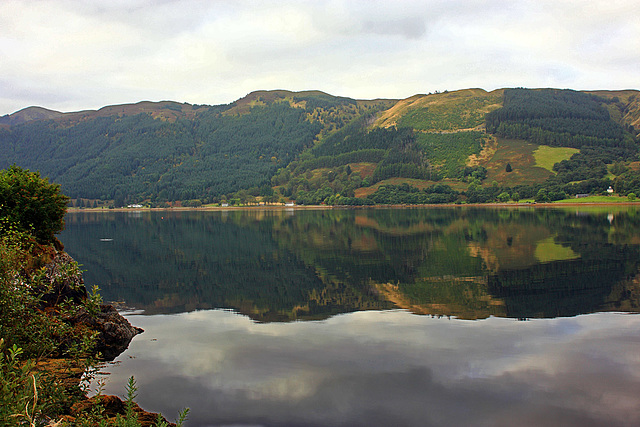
[66,201,640,213]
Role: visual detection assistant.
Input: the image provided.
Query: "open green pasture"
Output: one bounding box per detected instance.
[553,195,633,204]
[533,145,579,173]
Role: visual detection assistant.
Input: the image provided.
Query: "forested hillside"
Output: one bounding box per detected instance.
[482,89,639,202]
[485,88,634,148]
[270,88,639,205]
[0,92,391,205]
[0,88,639,206]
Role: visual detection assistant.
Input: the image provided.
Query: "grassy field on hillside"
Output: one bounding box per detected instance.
[397,95,497,131]
[349,162,377,179]
[483,138,553,186]
[415,131,486,178]
[376,89,503,131]
[533,145,579,173]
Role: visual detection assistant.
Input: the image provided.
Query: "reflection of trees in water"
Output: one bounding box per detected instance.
[61,207,640,321]
[488,258,638,318]
[62,211,394,320]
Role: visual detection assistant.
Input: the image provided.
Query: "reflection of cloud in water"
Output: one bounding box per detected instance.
[100,310,640,427]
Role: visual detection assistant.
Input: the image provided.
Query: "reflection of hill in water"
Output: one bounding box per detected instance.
[489,258,636,318]
[61,207,640,321]
[62,211,394,321]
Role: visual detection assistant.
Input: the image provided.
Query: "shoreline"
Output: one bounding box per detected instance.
[66,201,640,213]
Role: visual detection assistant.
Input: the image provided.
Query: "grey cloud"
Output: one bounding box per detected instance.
[133,362,634,427]
[1,0,639,114]
[95,311,640,427]
[363,17,427,39]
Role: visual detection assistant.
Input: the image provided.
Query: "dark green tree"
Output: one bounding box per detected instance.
[535,188,550,203]
[506,163,513,173]
[0,165,69,244]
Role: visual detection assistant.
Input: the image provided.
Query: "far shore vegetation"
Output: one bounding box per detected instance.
[2,88,639,210]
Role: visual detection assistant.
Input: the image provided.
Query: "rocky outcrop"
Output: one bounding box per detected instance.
[40,250,88,306]
[69,305,144,360]
[30,246,153,422]
[37,248,143,360]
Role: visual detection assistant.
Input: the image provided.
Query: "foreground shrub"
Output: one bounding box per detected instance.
[0,164,69,244]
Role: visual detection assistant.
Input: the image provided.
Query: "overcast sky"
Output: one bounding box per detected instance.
[1,0,639,116]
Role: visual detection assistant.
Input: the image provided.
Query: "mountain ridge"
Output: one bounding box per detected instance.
[0,106,65,127]
[2,87,637,129]
[1,87,639,206]
[0,90,398,126]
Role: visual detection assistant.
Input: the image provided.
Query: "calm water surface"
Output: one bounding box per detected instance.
[60,207,640,427]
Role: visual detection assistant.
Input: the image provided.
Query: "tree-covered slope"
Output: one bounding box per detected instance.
[0,91,390,204]
[1,87,639,205]
[485,88,635,148]
[272,87,639,205]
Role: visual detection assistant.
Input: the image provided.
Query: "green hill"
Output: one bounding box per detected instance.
[272,88,639,205]
[0,88,638,206]
[0,91,391,204]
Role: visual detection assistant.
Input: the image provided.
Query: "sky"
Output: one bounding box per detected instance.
[1,0,639,116]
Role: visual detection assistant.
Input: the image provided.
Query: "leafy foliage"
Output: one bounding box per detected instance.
[0,340,65,426]
[366,183,458,205]
[612,169,640,196]
[0,165,69,244]
[312,124,413,157]
[549,146,637,184]
[281,149,386,178]
[274,125,436,204]
[0,228,90,359]
[0,230,95,423]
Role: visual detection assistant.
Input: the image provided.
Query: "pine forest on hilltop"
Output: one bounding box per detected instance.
[0,87,639,207]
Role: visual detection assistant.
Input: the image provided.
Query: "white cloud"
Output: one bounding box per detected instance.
[1,0,639,115]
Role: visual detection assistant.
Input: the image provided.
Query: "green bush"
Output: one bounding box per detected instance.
[535,188,550,203]
[0,229,83,358]
[0,165,69,244]
[0,339,73,425]
[497,192,511,203]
